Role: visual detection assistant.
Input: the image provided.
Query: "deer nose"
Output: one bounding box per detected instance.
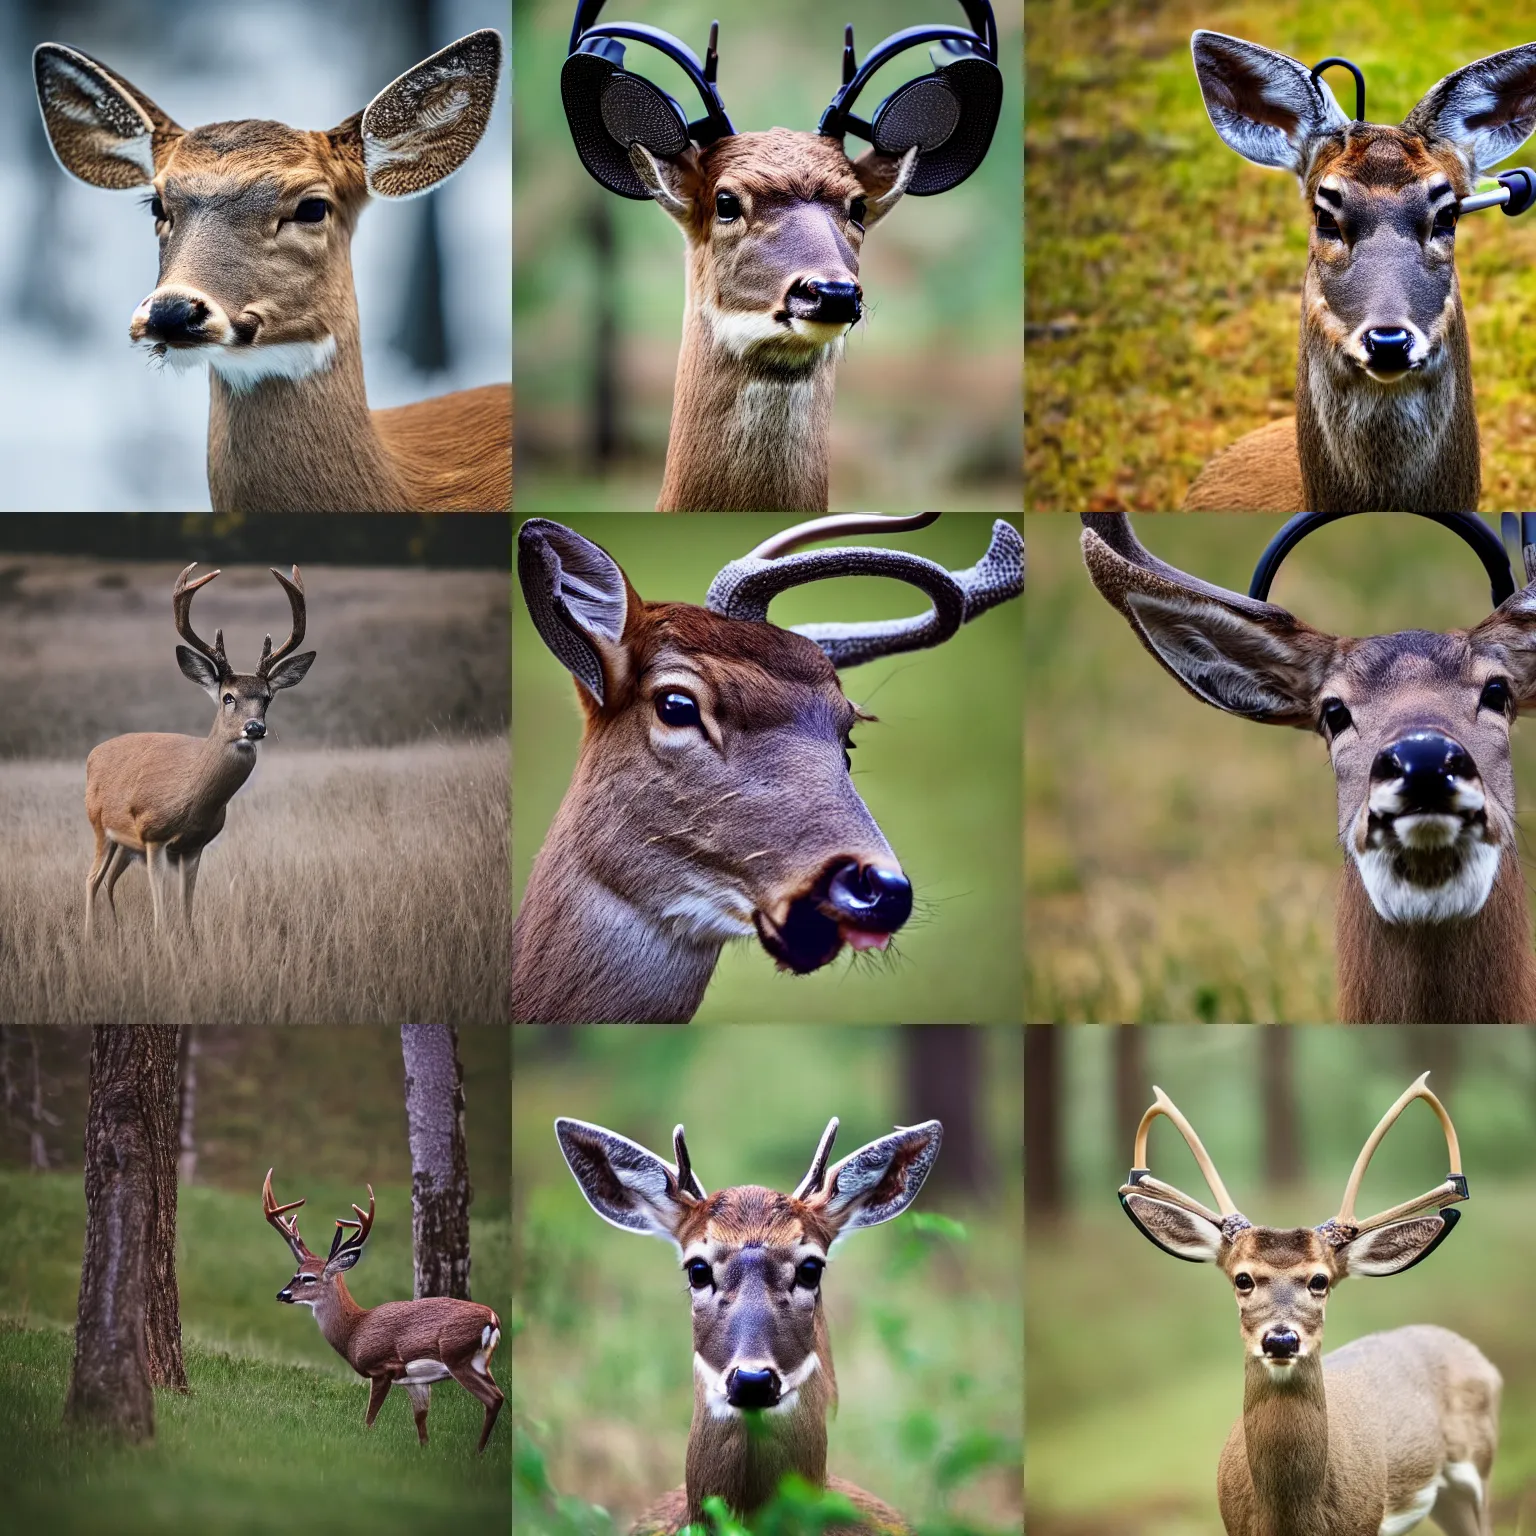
[243,719,266,740]
[277,1287,293,1303]
[1261,1329,1301,1360]
[143,293,211,346]
[725,1367,781,1409]
[825,861,912,934]
[1363,327,1413,373]
[1372,732,1476,809]
[786,278,862,326]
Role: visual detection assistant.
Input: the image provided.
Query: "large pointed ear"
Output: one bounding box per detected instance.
[1336,1211,1459,1277]
[176,646,223,702]
[517,520,638,708]
[1403,45,1536,178]
[1191,30,1349,178]
[802,1121,942,1236]
[33,42,183,190]
[1119,1191,1226,1263]
[1468,573,1536,707]
[628,142,703,228]
[555,1118,699,1244]
[352,29,502,199]
[1081,518,1337,727]
[266,652,316,692]
[852,146,917,230]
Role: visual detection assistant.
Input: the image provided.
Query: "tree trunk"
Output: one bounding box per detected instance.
[400,1024,472,1300]
[1261,1027,1302,1189]
[901,1026,987,1198]
[177,1030,200,1186]
[65,1026,186,1440]
[1111,1026,1147,1175]
[1024,1026,1063,1220]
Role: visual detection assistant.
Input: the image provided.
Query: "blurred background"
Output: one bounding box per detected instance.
[513,513,1024,1023]
[512,1024,1023,1533]
[1024,0,1536,511]
[1023,510,1536,1023]
[0,0,510,510]
[0,1025,510,1535]
[1024,1024,1536,1536]
[514,0,1022,512]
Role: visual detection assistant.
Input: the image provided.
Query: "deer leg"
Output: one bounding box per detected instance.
[364,1374,391,1429]
[179,850,202,930]
[405,1382,431,1445]
[144,842,165,932]
[85,829,110,939]
[447,1360,503,1454]
[103,845,131,928]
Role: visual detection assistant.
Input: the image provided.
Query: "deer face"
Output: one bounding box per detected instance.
[1221,1228,1338,1372]
[631,130,913,371]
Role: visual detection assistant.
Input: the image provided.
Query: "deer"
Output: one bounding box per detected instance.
[32,31,510,513]
[84,562,315,937]
[1080,510,1536,1023]
[262,1171,502,1454]
[512,511,1024,1023]
[1181,31,1536,513]
[556,1115,940,1533]
[1119,1074,1501,1536]
[561,2,1003,511]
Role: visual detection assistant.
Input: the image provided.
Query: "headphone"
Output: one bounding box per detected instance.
[561,0,1002,201]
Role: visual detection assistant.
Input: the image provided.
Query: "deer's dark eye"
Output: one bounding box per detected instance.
[149,194,166,221]
[849,197,866,227]
[1480,677,1511,714]
[795,1257,824,1289]
[686,1259,713,1290]
[222,693,236,706]
[656,691,702,729]
[1315,208,1343,240]
[302,1274,318,1284]
[1234,1272,1255,1294]
[293,198,328,223]
[715,191,742,221]
[1433,205,1457,237]
[1320,699,1353,739]
[1308,1273,1329,1295]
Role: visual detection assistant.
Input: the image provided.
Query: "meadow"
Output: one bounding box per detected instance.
[514,0,1022,513]
[0,557,509,1024]
[513,514,1024,1024]
[1027,1026,1536,1535]
[1023,511,1536,1023]
[512,1026,1024,1535]
[1024,0,1536,511]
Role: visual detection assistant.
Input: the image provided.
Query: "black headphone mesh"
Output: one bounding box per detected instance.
[903,58,1001,195]
[873,77,961,155]
[600,73,689,157]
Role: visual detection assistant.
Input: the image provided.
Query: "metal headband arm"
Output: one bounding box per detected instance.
[821,23,996,137]
[1310,56,1365,122]
[571,21,735,140]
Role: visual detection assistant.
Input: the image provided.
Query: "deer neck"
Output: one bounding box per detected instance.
[512,776,724,1024]
[194,728,260,805]
[1336,851,1536,1023]
[657,286,839,513]
[1240,1355,1332,1536]
[312,1274,368,1360]
[205,288,412,514]
[685,1337,835,1523]
[1294,278,1479,513]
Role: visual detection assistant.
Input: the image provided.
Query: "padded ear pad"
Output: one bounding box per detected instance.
[874,55,1002,195]
[562,46,689,198]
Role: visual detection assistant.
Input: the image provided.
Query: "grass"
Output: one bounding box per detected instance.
[513,514,1023,1024]
[0,1171,511,1535]
[1024,0,1536,511]
[1023,510,1536,1022]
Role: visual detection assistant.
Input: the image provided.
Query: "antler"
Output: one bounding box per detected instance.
[672,1125,707,1200]
[1122,1087,1253,1238]
[172,563,229,677]
[792,1116,840,1200]
[262,1167,313,1263]
[705,513,1024,668]
[326,1184,376,1266]
[257,566,306,679]
[1317,1073,1467,1247]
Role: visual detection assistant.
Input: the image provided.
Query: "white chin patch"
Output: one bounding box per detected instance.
[205,335,338,392]
[1353,836,1501,924]
[709,307,847,361]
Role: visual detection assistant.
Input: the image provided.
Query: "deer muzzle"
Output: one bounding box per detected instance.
[755,856,912,974]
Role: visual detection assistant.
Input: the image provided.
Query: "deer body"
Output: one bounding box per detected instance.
[556,1117,940,1532]
[1182,32,1536,512]
[34,32,510,513]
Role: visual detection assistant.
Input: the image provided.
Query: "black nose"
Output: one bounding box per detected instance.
[786,278,861,326]
[1371,731,1476,810]
[824,861,913,934]
[1363,327,1413,373]
[1262,1329,1300,1360]
[277,1288,292,1302]
[243,720,266,739]
[725,1367,781,1409]
[145,294,209,345]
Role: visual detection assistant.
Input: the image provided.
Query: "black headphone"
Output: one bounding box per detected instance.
[561,0,1002,201]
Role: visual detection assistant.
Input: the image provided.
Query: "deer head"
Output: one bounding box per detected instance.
[263,1168,375,1305]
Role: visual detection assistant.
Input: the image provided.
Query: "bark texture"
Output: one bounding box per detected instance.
[400,1024,472,1300]
[65,1025,186,1440]
[1024,1025,1063,1220]
[901,1026,988,1197]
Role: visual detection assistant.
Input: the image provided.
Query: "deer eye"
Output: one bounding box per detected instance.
[293,198,329,223]
[1315,207,1343,240]
[222,693,236,706]
[715,190,742,222]
[1433,205,1457,237]
[1320,699,1353,739]
[1308,1273,1329,1295]
[149,194,166,221]
[849,196,866,227]
[1479,677,1512,715]
[795,1257,825,1289]
[656,691,702,729]
[1234,1272,1255,1294]
[686,1259,713,1290]
[302,1274,318,1284]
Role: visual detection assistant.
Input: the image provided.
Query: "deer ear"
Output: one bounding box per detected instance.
[1403,45,1536,178]
[555,1118,695,1244]
[1191,30,1349,178]
[266,651,316,692]
[1338,1211,1459,1277]
[628,142,701,226]
[176,645,223,702]
[807,1121,942,1235]
[325,1246,364,1276]
[33,42,182,190]
[356,29,502,199]
[518,520,636,707]
[1120,1191,1226,1262]
[852,146,916,229]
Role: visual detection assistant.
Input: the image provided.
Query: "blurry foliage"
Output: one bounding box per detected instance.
[511,1026,1022,1533]
[514,0,1022,512]
[1025,0,1536,511]
[513,514,1023,1023]
[1028,1026,1536,1535]
[1023,510,1536,1021]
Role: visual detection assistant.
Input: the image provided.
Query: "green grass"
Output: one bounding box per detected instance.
[1025,0,1536,511]
[0,1171,510,1534]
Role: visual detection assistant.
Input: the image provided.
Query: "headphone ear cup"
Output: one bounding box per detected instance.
[871,56,1002,195]
[561,50,690,198]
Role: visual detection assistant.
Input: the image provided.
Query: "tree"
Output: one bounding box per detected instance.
[1024,1026,1063,1220]
[901,1026,988,1198]
[65,1026,186,1440]
[1261,1027,1302,1189]
[1111,1026,1147,1175]
[400,1024,472,1300]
